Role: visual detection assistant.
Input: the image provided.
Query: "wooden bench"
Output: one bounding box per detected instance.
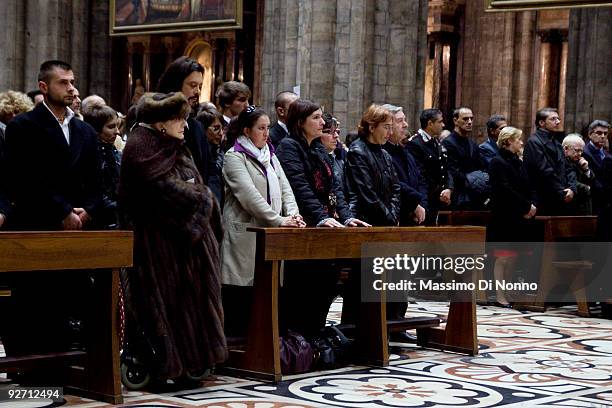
[437,211,491,227]
[437,211,491,303]
[223,226,485,382]
[0,231,133,404]
[514,216,598,315]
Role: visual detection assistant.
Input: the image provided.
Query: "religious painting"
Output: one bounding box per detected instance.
[486,0,612,11]
[110,0,243,36]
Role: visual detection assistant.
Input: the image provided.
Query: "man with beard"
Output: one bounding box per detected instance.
[157,56,218,195]
[5,60,100,230]
[3,60,101,355]
[523,108,576,215]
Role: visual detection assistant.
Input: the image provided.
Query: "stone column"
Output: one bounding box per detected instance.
[260,0,426,132]
[0,0,112,102]
[0,0,27,92]
[510,12,538,136]
[565,7,612,134]
[88,0,113,100]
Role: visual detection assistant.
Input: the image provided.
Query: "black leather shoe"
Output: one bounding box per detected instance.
[389,331,417,344]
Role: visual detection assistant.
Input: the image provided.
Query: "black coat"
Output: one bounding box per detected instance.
[523,128,576,215]
[185,117,219,195]
[346,138,401,226]
[276,133,353,226]
[442,131,488,209]
[407,133,453,224]
[4,103,101,230]
[93,139,121,229]
[269,122,289,148]
[583,141,610,214]
[597,156,612,240]
[488,148,536,241]
[383,141,428,225]
[0,125,10,220]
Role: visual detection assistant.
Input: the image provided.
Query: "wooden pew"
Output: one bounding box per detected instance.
[437,211,491,226]
[223,226,485,382]
[514,216,597,314]
[0,231,133,405]
[437,211,491,303]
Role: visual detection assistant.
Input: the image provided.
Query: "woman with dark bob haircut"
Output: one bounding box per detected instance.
[276,99,369,335]
[119,92,226,386]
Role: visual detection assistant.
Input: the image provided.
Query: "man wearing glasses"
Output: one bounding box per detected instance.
[524,108,576,215]
[583,120,610,214]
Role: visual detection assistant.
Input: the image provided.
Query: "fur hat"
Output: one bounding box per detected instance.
[137,92,190,124]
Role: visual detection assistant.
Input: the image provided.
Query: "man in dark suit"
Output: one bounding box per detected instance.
[407,108,453,225]
[269,91,298,147]
[382,104,427,226]
[5,60,100,230]
[443,107,489,210]
[582,120,610,214]
[157,56,219,197]
[479,114,506,169]
[381,104,428,343]
[523,107,576,215]
[3,60,102,354]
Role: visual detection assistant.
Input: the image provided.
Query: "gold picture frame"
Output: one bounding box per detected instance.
[486,0,612,12]
[110,0,243,36]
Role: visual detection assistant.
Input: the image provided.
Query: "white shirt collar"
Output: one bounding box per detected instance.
[42,101,74,124]
[223,114,232,125]
[278,120,288,134]
[419,128,432,142]
[43,101,74,144]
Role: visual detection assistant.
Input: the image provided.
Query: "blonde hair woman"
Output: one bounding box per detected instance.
[488,126,537,306]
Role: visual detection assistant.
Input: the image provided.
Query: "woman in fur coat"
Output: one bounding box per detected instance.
[119,92,227,383]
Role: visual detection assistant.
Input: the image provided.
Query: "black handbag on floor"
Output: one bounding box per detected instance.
[310,325,353,369]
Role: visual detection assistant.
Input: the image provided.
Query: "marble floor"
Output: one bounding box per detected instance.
[2,299,611,408]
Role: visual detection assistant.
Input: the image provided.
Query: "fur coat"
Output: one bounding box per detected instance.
[119,124,227,379]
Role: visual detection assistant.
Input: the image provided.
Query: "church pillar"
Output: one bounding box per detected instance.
[565,7,612,134]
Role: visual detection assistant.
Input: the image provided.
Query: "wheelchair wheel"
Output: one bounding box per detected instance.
[121,360,151,390]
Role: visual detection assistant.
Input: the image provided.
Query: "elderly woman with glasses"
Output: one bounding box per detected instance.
[220,106,305,336]
[119,92,227,385]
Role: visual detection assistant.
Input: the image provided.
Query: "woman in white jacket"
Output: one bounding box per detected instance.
[221,106,305,336]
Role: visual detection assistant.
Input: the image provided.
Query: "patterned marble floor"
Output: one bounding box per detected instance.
[2,299,611,408]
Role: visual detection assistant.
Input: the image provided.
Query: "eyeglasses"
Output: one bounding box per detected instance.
[245,105,257,113]
[210,125,222,132]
